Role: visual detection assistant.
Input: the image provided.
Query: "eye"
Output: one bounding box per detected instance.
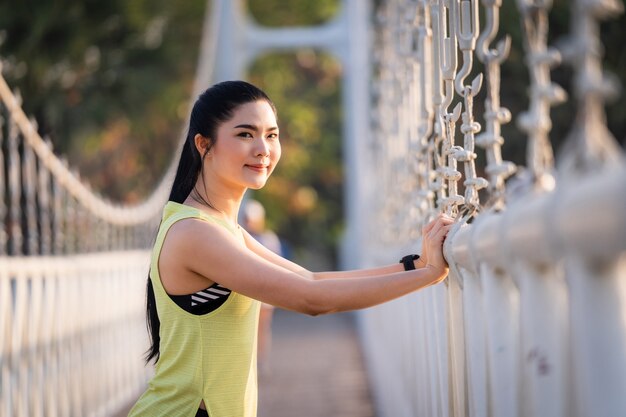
[237,131,254,139]
[267,133,279,140]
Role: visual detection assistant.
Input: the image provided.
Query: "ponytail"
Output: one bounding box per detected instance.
[144,80,276,364]
[144,134,202,364]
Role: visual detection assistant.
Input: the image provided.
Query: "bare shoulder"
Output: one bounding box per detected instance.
[158,215,315,312]
[164,217,236,256]
[158,217,242,292]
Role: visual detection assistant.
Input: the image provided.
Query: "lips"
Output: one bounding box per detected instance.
[245,164,269,172]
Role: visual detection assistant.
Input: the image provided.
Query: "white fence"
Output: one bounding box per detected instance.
[0,72,162,416]
[359,1,626,417]
[0,0,222,414]
[1,252,150,417]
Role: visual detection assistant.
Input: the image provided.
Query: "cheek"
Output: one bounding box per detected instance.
[272,143,282,163]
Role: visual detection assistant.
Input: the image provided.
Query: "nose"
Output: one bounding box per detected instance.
[255,137,270,157]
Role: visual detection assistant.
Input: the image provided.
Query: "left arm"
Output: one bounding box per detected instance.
[241,228,427,281]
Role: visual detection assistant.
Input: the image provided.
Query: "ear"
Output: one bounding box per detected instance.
[194,134,211,156]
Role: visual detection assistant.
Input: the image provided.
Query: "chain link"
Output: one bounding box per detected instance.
[475,0,516,209]
[515,0,565,193]
[557,0,624,176]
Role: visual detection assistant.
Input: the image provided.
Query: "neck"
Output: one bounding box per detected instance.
[186,179,246,226]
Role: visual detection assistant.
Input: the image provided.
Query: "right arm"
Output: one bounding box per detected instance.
[168,216,451,316]
[240,215,447,281]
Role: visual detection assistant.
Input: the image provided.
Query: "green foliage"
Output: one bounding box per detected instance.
[0,0,205,202]
[248,0,340,27]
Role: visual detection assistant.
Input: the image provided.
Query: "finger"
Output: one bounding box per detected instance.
[422,218,437,235]
[441,216,454,225]
[431,217,451,234]
[424,213,453,234]
[428,220,445,238]
[435,224,453,241]
[428,223,449,241]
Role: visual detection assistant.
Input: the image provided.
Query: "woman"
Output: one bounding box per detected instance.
[128,81,452,417]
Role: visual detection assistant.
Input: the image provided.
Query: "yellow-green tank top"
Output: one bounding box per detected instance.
[129,201,260,417]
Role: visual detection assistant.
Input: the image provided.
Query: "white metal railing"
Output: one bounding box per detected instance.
[0,69,160,416]
[360,1,626,417]
[0,252,150,417]
[0,1,220,416]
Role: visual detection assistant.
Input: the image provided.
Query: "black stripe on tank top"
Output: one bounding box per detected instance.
[169,282,232,315]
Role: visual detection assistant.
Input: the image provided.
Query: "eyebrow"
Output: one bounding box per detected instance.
[234,124,279,132]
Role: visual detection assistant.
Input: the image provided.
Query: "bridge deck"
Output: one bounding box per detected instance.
[258,309,375,417]
[113,309,375,417]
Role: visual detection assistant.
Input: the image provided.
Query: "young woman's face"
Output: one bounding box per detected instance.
[206,100,281,190]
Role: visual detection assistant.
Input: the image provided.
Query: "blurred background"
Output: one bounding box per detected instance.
[1,0,624,270]
[2,1,626,417]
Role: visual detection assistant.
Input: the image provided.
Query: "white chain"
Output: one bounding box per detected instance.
[475,0,516,208]
[433,0,466,217]
[516,0,567,192]
[414,0,436,223]
[0,114,6,252]
[453,0,488,211]
[557,0,624,176]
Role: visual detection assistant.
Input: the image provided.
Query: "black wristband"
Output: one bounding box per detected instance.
[399,254,420,271]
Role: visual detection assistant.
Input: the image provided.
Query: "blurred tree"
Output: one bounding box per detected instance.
[0,0,205,202]
[1,0,623,265]
[248,0,340,27]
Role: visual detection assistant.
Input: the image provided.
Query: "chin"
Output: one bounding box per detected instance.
[248,182,267,190]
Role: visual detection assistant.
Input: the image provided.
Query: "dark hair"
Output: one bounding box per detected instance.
[145,80,276,364]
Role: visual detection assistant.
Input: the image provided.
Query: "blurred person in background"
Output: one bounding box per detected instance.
[241,199,284,376]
